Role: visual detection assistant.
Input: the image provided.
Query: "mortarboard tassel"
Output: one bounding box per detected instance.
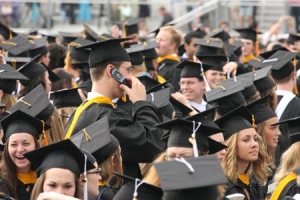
[133,179,145,200]
[41,120,49,146]
[83,154,88,200]
[251,114,257,129]
[65,42,82,72]
[189,121,201,158]
[175,157,195,173]
[11,58,16,69]
[122,93,127,102]
[255,31,259,57]
[293,57,299,95]
[198,61,211,92]
[9,29,12,39]
[122,21,128,38]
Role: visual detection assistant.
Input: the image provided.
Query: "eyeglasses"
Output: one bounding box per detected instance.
[120,66,133,74]
[87,168,101,175]
[164,154,194,161]
[178,81,197,86]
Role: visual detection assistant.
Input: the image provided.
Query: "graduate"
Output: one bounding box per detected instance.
[64,38,165,179]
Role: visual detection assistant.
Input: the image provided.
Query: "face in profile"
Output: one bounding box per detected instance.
[43,168,77,197]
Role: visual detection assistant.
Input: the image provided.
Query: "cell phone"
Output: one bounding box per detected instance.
[110,68,131,88]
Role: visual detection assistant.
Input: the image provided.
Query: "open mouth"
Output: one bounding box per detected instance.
[16,156,25,160]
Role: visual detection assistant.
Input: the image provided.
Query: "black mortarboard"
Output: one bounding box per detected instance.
[6,57,31,69]
[10,84,54,122]
[259,47,289,60]
[194,38,226,57]
[139,40,158,58]
[146,87,171,109]
[78,38,131,68]
[247,95,276,124]
[78,78,92,92]
[253,66,275,94]
[206,79,245,115]
[235,28,260,42]
[204,27,231,42]
[224,43,237,62]
[197,55,227,72]
[155,118,223,151]
[44,65,60,83]
[184,105,218,121]
[0,35,35,56]
[0,22,17,40]
[0,111,10,130]
[98,33,114,41]
[72,61,89,71]
[83,23,100,41]
[113,172,163,200]
[28,37,48,58]
[271,117,300,145]
[147,80,171,93]
[1,110,51,142]
[137,75,160,91]
[176,60,212,79]
[45,34,57,44]
[0,64,27,93]
[17,55,46,85]
[144,57,155,71]
[59,31,82,45]
[69,38,93,62]
[248,59,263,69]
[24,139,94,178]
[233,72,257,100]
[148,24,175,37]
[70,116,119,164]
[269,50,298,80]
[215,106,253,140]
[27,27,39,36]
[286,33,300,44]
[127,45,144,65]
[170,96,193,117]
[117,18,142,36]
[154,155,227,191]
[50,88,82,109]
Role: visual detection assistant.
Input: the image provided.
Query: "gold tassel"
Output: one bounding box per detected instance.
[11,58,16,69]
[255,30,259,57]
[293,57,299,95]
[122,94,127,102]
[122,21,128,38]
[251,114,257,129]
[9,29,12,39]
[42,121,49,146]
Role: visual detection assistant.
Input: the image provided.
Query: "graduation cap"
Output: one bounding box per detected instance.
[67,38,93,62]
[286,33,300,44]
[27,27,39,36]
[147,80,171,93]
[0,64,29,93]
[0,111,9,130]
[44,65,60,83]
[28,37,48,58]
[10,84,54,122]
[113,172,163,200]
[137,75,160,91]
[127,44,144,65]
[144,57,155,71]
[215,106,254,140]
[5,57,31,69]
[170,96,193,117]
[78,78,92,92]
[78,38,131,68]
[24,139,95,178]
[155,118,223,152]
[117,18,142,36]
[50,88,82,109]
[259,47,289,60]
[184,105,218,121]
[72,61,89,71]
[197,55,228,72]
[235,28,260,42]
[41,33,57,44]
[0,22,17,40]
[149,24,176,37]
[83,23,100,42]
[59,31,83,45]
[268,50,299,80]
[206,79,245,116]
[246,95,276,124]
[98,33,115,41]
[253,66,275,94]
[194,38,225,56]
[0,35,35,57]
[17,54,47,85]
[70,116,119,164]
[154,155,227,191]
[232,72,256,100]
[248,59,263,69]
[204,27,231,42]
[1,110,51,142]
[139,40,158,58]
[176,60,212,79]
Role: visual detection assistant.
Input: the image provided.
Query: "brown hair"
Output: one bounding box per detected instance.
[90,62,123,82]
[51,68,73,91]
[160,26,183,51]
[0,137,39,199]
[245,91,261,105]
[0,93,17,114]
[272,72,294,84]
[38,108,64,147]
[30,171,83,200]
[143,152,166,186]
[99,147,123,189]
[260,87,277,111]
[18,73,47,98]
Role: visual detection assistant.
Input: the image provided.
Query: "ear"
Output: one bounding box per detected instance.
[184,43,189,50]
[201,80,206,89]
[106,64,114,78]
[110,155,115,167]
[79,174,85,183]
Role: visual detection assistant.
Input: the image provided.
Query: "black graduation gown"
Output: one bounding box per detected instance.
[157,58,181,93]
[0,178,33,200]
[275,95,300,167]
[65,101,165,178]
[96,186,117,200]
[271,176,300,200]
[224,178,259,200]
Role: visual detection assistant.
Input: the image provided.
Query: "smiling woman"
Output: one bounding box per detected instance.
[0,110,51,200]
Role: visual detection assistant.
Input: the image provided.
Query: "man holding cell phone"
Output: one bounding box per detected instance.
[64,38,165,179]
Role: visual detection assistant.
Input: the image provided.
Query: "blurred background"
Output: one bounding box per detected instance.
[0,0,298,36]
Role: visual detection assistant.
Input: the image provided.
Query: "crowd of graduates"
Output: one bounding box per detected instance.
[0,14,299,200]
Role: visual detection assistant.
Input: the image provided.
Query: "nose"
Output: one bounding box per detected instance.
[276,129,281,136]
[16,144,24,153]
[251,139,258,148]
[220,149,226,156]
[54,187,64,195]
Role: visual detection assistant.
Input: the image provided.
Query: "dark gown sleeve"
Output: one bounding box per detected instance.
[286,184,300,198]
[0,179,10,197]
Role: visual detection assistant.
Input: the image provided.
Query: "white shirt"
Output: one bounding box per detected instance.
[87,92,103,100]
[188,99,207,112]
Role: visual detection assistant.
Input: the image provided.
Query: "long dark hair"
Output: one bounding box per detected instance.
[0,138,39,198]
[18,73,46,98]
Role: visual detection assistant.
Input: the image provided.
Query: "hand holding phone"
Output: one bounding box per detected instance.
[110,68,131,88]
[119,76,146,103]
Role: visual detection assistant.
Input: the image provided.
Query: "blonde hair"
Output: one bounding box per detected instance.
[274,142,300,185]
[39,108,64,147]
[131,63,147,75]
[31,171,83,200]
[57,107,77,128]
[0,93,17,114]
[222,131,268,185]
[99,147,123,189]
[143,152,166,186]
[160,26,183,51]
